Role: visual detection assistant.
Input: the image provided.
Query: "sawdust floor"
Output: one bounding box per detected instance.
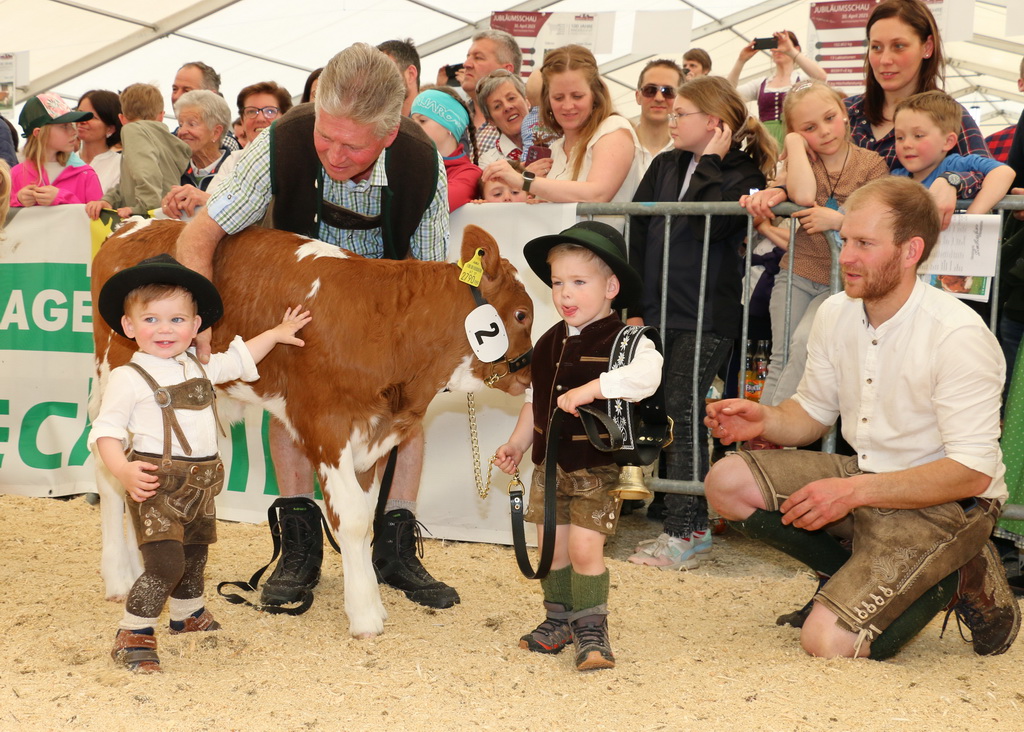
[0,493,1021,731]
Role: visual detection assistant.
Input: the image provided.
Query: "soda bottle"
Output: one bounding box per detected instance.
[744,340,763,401]
[755,340,769,383]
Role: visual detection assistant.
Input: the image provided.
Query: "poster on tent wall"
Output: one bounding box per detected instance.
[490,12,615,77]
[0,53,17,117]
[807,1,874,95]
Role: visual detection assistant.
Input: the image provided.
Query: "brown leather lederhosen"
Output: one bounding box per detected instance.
[125,353,225,546]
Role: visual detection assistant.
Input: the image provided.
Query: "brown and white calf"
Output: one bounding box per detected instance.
[90,220,533,637]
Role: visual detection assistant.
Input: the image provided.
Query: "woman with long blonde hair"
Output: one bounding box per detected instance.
[481,44,641,203]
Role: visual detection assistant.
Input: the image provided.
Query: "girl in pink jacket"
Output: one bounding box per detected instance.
[10,92,102,207]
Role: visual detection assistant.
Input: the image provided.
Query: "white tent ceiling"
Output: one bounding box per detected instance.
[1,0,1023,135]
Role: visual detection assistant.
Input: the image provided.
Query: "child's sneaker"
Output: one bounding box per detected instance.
[570,612,615,671]
[628,532,701,570]
[691,529,712,554]
[519,601,573,654]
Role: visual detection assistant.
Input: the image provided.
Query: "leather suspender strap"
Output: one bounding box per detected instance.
[600,326,672,467]
[125,362,193,461]
[184,352,226,438]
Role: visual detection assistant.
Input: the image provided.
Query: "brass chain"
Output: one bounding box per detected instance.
[468,392,521,498]
[467,392,496,499]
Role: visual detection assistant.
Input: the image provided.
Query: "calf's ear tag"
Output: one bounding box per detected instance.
[465,304,509,362]
[458,248,485,287]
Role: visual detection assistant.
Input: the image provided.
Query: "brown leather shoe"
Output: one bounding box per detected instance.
[942,541,1021,656]
[111,629,160,673]
[169,608,221,634]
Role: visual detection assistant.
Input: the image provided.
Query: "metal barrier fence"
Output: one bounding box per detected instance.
[577,197,1024,523]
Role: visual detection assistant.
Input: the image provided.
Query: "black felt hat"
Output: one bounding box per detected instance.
[523,220,642,308]
[98,254,223,338]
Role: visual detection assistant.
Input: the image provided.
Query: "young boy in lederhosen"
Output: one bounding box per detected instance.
[494,221,663,671]
[90,254,311,673]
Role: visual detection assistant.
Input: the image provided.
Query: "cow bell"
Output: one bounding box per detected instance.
[609,465,652,501]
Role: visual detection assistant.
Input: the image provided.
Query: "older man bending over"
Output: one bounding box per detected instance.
[705,177,1019,660]
[173,43,454,610]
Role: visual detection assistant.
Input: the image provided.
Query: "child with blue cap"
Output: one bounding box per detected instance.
[410,86,480,211]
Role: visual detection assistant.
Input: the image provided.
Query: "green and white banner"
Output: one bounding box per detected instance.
[0,203,568,543]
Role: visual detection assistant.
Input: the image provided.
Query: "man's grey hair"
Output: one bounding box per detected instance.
[174,89,232,145]
[475,70,527,123]
[316,43,405,138]
[179,61,221,92]
[471,30,523,74]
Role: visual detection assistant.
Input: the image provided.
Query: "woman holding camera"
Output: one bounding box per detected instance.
[726,31,827,147]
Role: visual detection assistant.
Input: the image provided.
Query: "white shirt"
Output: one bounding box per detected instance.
[89,148,122,193]
[794,279,1007,501]
[549,115,643,203]
[637,138,674,179]
[207,149,242,196]
[89,337,258,458]
[737,70,803,103]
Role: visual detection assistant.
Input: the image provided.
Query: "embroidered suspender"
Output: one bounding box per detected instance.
[126,352,221,464]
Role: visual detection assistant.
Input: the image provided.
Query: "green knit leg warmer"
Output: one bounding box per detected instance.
[728,509,851,577]
[868,571,958,661]
[540,566,574,608]
[571,569,610,613]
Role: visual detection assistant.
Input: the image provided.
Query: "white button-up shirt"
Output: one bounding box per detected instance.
[794,279,1007,502]
[90,337,258,459]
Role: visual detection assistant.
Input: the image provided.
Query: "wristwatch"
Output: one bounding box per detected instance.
[522,170,536,193]
[939,171,964,193]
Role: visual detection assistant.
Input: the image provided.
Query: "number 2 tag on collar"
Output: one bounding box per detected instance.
[458,249,485,287]
[465,304,509,362]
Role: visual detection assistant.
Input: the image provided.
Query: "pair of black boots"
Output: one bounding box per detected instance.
[259,498,459,609]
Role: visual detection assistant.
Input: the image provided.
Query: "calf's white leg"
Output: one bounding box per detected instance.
[96,458,143,600]
[320,447,388,638]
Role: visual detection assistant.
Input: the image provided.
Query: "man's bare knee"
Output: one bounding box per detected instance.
[705,454,763,521]
[800,603,864,659]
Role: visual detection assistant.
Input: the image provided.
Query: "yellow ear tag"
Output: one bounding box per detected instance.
[89,209,120,259]
[458,248,485,287]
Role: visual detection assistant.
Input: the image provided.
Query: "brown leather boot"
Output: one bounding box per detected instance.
[570,611,615,671]
[942,541,1021,656]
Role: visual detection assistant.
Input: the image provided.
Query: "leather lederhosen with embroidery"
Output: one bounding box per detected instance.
[125,353,224,545]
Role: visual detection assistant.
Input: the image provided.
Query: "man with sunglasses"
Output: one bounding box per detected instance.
[634,59,684,175]
[173,44,453,612]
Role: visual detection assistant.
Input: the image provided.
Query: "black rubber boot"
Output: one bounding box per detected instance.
[373,508,460,609]
[260,497,324,606]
